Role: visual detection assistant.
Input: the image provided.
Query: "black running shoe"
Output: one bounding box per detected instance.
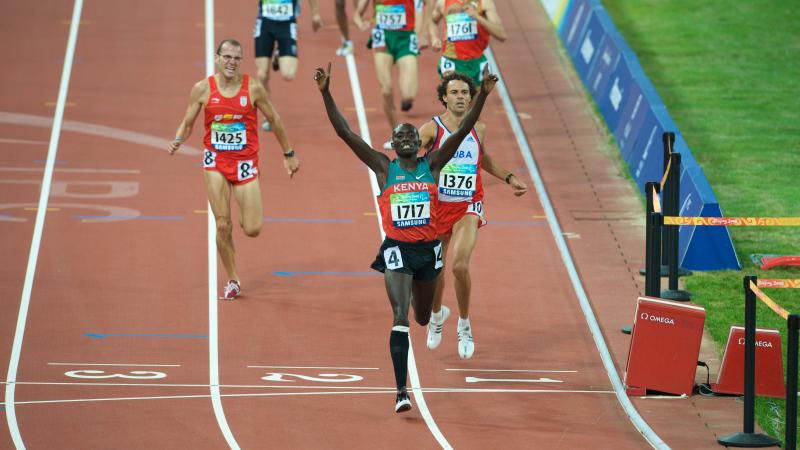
[395,390,412,413]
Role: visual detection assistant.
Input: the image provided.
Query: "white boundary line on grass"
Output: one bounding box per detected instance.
[3,1,84,448]
[342,53,452,450]
[484,47,669,450]
[204,3,240,449]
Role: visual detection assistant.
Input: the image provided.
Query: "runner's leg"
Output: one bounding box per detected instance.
[203,170,238,282]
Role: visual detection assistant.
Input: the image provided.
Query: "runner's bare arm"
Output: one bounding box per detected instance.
[428,0,444,52]
[428,67,497,173]
[418,120,438,153]
[353,0,370,31]
[466,0,506,41]
[168,80,207,155]
[251,79,300,177]
[308,0,323,31]
[481,151,528,196]
[416,0,429,50]
[315,63,390,177]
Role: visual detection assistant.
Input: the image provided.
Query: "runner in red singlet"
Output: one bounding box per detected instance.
[418,71,526,359]
[316,63,496,413]
[168,39,300,300]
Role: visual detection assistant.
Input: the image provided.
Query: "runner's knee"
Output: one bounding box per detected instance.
[451,260,470,281]
[215,216,233,237]
[242,222,262,238]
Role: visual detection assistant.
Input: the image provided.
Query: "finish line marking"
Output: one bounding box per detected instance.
[0,386,616,406]
[48,363,181,367]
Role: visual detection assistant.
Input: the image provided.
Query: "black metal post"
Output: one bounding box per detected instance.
[661,132,674,269]
[662,153,691,301]
[785,314,798,450]
[717,275,780,447]
[643,182,660,298]
[646,210,662,298]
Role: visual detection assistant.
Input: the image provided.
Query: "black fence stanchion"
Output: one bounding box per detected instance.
[785,314,798,450]
[662,152,691,301]
[623,182,660,335]
[717,275,781,448]
[660,132,674,269]
[646,209,663,299]
[639,131,691,278]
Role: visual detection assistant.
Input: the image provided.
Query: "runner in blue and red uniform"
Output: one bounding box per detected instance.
[418,71,526,359]
[315,62,497,413]
[169,39,300,300]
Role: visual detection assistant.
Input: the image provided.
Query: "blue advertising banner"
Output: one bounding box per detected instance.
[546,0,740,270]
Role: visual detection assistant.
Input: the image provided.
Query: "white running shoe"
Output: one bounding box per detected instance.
[457,322,475,359]
[395,389,412,413]
[261,120,272,132]
[426,306,450,350]
[336,40,354,56]
[383,140,393,150]
[221,280,241,300]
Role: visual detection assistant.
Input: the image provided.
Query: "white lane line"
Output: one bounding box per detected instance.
[204,3,239,450]
[465,377,562,383]
[247,366,378,370]
[485,47,668,450]
[47,363,181,367]
[343,53,450,449]
[2,388,616,406]
[0,167,141,174]
[446,368,577,373]
[4,1,84,448]
[0,111,203,156]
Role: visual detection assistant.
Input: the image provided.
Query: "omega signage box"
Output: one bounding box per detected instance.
[624,297,706,396]
[712,326,785,398]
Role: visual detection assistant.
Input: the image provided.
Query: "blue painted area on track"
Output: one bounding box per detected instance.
[264,217,353,223]
[273,271,381,277]
[84,333,208,339]
[73,215,184,221]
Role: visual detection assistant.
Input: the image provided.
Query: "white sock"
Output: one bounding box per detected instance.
[392,325,410,333]
[458,317,470,330]
[431,309,442,322]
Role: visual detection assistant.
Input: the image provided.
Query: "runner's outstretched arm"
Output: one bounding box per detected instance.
[315,63,390,177]
[428,67,497,173]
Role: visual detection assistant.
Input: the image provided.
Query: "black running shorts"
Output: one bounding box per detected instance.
[253,18,298,58]
[370,237,443,281]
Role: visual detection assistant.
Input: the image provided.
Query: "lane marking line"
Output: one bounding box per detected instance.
[204,3,239,449]
[48,363,181,367]
[445,369,578,373]
[485,47,668,449]
[0,167,141,174]
[7,380,613,393]
[5,1,84,448]
[343,53,450,449]
[1,387,616,407]
[464,377,563,383]
[247,366,379,370]
[83,333,206,339]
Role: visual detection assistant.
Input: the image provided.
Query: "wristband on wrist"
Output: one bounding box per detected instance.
[504,173,514,184]
[283,150,295,158]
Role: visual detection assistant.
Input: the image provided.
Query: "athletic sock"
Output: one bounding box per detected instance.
[458,317,470,330]
[431,308,442,323]
[389,326,410,390]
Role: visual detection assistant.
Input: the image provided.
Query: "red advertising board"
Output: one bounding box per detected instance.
[712,326,785,398]
[624,297,706,395]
